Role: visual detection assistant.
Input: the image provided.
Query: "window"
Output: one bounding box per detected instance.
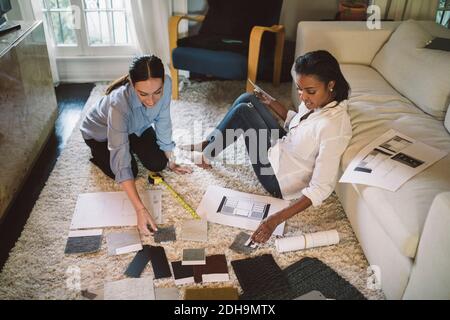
[437,0,450,28]
[40,0,136,56]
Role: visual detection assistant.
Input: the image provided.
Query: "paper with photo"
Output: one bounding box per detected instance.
[340,129,447,191]
[70,190,162,230]
[196,186,289,236]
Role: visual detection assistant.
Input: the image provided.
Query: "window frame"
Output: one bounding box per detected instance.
[40,0,136,57]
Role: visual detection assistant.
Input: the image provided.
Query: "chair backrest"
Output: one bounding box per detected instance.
[199,0,284,40]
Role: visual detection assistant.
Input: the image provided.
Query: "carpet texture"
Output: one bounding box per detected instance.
[0,80,384,300]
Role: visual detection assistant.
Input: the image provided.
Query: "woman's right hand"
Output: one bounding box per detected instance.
[136,208,158,236]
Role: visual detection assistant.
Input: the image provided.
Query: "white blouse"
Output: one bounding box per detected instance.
[268,100,353,206]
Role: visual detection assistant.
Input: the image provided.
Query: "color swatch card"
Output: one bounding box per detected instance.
[182,248,206,266]
[171,261,195,286]
[124,245,152,278]
[180,219,208,242]
[231,254,290,300]
[104,278,155,300]
[229,232,257,255]
[184,287,239,300]
[106,229,142,256]
[155,287,180,300]
[154,226,177,243]
[65,229,103,255]
[148,246,172,280]
[193,254,230,283]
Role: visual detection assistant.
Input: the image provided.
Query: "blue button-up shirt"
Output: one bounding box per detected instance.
[80,75,175,183]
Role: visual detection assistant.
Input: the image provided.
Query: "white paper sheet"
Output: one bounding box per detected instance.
[196,186,289,236]
[70,190,162,230]
[340,129,447,192]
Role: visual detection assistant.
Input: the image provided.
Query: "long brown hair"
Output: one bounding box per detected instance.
[105,55,165,95]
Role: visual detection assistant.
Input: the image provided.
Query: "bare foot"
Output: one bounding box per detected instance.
[179,141,208,152]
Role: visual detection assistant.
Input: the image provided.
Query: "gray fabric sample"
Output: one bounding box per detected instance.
[180,220,208,242]
[155,287,180,300]
[229,232,256,255]
[154,226,177,243]
[182,248,206,265]
[106,230,142,255]
[65,236,102,255]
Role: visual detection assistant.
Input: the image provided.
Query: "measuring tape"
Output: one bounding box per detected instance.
[148,172,201,220]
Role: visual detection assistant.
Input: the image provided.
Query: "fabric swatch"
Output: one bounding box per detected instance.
[180,219,208,242]
[182,248,206,266]
[193,254,229,283]
[148,246,172,279]
[231,254,290,300]
[104,278,155,300]
[155,287,180,300]
[171,261,195,286]
[283,257,366,300]
[184,287,239,300]
[229,232,256,255]
[124,245,152,278]
[154,226,177,243]
[106,229,142,256]
[65,230,103,255]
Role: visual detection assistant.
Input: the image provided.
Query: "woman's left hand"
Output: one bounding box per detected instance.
[251,216,279,244]
[168,161,193,174]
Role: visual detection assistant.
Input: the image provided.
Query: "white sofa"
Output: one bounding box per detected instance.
[293,20,450,300]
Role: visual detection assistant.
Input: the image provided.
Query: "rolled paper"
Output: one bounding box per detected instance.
[276,230,340,253]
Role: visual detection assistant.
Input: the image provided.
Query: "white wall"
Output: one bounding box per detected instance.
[280,0,340,40]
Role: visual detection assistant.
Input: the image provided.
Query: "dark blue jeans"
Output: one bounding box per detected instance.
[204,93,287,198]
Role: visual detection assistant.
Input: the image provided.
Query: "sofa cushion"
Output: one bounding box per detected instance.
[372,20,450,121]
[340,64,450,258]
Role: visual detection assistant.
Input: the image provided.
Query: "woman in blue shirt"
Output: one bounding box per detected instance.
[80,55,191,236]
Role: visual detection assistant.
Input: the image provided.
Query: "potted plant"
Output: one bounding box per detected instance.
[338,0,368,21]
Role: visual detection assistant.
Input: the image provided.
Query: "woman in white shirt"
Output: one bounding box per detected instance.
[185,50,352,243]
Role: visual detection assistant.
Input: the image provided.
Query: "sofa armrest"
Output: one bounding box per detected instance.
[295,21,400,65]
[403,192,450,300]
[247,25,285,93]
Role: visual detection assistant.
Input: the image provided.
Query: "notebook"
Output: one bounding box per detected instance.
[182,248,206,266]
[171,261,195,286]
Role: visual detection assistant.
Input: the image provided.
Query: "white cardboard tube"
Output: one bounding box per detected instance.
[276,230,340,253]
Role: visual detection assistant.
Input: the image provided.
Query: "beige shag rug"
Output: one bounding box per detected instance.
[0,80,384,300]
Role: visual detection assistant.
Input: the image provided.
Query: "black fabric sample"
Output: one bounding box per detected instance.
[171,261,194,281]
[64,236,102,255]
[149,246,172,279]
[283,257,367,300]
[231,254,290,300]
[425,37,450,52]
[124,245,152,278]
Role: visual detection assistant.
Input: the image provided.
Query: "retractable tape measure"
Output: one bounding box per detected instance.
[148,172,201,220]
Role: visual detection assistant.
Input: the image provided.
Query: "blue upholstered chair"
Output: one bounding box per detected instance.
[169,0,285,100]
